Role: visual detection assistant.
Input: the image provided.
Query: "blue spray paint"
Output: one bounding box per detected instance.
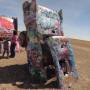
[68,44,79,79]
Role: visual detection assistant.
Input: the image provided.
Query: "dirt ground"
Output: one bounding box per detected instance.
[0,39,90,90]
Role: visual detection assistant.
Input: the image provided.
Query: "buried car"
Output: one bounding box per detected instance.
[19,0,79,89]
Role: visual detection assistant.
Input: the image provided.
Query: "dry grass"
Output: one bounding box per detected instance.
[0,39,90,90]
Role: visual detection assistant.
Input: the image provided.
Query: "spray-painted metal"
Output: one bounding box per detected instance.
[21,0,79,88]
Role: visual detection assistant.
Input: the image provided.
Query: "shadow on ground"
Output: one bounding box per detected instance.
[0,56,9,59]
[0,64,57,89]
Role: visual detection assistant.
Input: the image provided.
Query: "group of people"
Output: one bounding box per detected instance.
[0,30,19,58]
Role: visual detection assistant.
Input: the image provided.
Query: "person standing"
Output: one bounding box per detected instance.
[2,38,9,58]
[0,38,3,54]
[0,40,2,54]
[10,30,18,58]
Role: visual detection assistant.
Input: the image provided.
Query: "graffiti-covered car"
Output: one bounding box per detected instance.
[19,0,79,89]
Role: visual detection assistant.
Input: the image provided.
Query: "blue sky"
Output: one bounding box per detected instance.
[0,0,90,41]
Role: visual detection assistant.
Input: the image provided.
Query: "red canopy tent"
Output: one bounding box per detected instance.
[0,16,14,38]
